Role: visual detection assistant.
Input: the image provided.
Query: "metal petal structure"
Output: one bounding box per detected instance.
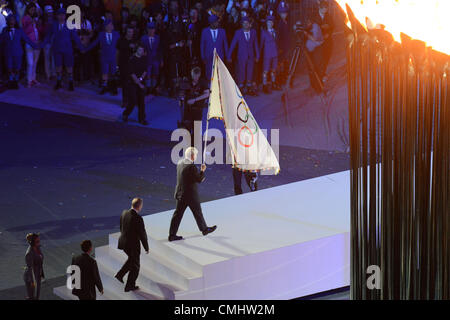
[341,3,449,299]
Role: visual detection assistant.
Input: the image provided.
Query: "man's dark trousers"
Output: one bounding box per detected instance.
[123,84,146,122]
[170,199,207,236]
[116,248,140,289]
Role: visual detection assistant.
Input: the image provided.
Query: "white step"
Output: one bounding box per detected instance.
[96,245,184,295]
[53,285,120,300]
[97,245,201,293]
[96,248,168,300]
[109,233,203,278]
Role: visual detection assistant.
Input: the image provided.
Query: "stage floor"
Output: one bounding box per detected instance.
[142,170,350,267]
[55,169,350,300]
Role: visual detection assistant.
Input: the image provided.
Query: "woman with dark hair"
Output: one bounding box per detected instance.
[23,233,45,300]
[22,2,42,87]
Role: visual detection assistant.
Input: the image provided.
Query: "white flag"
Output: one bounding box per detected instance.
[207,52,280,175]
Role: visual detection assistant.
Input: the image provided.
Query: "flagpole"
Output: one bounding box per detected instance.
[203,49,217,165]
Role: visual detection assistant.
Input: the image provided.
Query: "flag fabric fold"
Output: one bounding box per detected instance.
[206,52,280,175]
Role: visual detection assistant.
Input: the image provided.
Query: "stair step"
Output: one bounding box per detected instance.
[96,251,169,300]
[109,233,203,278]
[96,245,188,293]
[53,285,119,300]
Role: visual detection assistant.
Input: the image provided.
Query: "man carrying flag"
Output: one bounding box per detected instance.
[169,147,217,242]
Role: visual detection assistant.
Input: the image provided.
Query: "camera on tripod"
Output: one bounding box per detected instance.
[293,21,307,33]
[293,20,311,44]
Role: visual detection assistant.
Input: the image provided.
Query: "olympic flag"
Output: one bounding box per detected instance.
[206,52,280,175]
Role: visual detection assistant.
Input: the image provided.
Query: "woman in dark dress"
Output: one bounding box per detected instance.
[24,233,44,300]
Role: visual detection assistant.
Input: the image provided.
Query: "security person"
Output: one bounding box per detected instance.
[140,21,162,95]
[227,16,259,95]
[122,43,149,126]
[117,26,136,108]
[42,7,85,91]
[260,15,280,94]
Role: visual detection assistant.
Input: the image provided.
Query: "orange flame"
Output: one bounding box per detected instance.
[335,0,450,55]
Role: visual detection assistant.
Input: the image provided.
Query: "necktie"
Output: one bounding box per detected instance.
[150,37,153,49]
[245,32,249,41]
[107,33,111,44]
[271,30,275,38]
[10,30,14,40]
[213,30,217,42]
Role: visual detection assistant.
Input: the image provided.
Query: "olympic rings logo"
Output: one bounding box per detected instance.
[238,126,254,147]
[236,87,258,148]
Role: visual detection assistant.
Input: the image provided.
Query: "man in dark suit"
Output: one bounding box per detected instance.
[227,16,260,95]
[115,198,149,292]
[200,14,228,79]
[169,147,217,241]
[71,240,103,300]
[140,22,162,95]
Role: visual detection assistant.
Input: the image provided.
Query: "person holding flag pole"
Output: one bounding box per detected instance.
[168,52,218,242]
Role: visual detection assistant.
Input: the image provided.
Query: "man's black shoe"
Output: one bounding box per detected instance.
[99,86,107,95]
[114,274,124,284]
[139,120,149,126]
[168,235,183,242]
[68,81,74,91]
[13,81,19,89]
[122,114,128,122]
[111,86,118,96]
[124,285,139,292]
[202,226,217,236]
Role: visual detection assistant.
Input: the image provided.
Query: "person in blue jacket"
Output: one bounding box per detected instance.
[227,16,259,96]
[140,21,162,96]
[42,7,85,91]
[200,14,228,80]
[0,14,38,89]
[85,19,120,95]
[259,15,280,94]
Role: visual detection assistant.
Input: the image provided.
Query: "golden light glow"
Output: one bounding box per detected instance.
[335,0,450,55]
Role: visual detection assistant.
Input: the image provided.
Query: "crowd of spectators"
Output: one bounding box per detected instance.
[0,0,334,124]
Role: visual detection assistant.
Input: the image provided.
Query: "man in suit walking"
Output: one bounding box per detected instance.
[115,198,149,292]
[200,14,228,79]
[169,147,217,242]
[71,240,104,300]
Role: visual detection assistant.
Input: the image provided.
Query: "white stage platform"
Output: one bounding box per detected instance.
[54,170,350,300]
